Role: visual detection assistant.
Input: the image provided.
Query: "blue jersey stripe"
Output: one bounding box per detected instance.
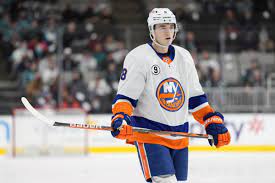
[131,116,189,133]
[113,94,138,107]
[188,94,208,110]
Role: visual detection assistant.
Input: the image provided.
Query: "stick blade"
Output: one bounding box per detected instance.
[21,97,55,126]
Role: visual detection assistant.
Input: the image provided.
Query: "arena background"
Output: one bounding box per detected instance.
[0,0,275,183]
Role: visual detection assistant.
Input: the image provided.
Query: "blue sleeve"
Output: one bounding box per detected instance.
[188,94,208,111]
[113,94,138,108]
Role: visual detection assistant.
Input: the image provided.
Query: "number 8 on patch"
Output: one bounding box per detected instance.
[120,68,127,80]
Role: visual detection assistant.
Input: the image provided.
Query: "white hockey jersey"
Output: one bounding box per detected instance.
[112,43,210,149]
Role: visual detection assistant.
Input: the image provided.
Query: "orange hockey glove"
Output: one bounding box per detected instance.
[204,112,231,148]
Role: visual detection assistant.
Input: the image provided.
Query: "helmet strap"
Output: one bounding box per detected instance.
[149,29,176,49]
[150,32,168,48]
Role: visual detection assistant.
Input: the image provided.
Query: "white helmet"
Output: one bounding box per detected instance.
[147,8,178,47]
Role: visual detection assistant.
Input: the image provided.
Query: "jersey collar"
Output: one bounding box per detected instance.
[147,42,175,64]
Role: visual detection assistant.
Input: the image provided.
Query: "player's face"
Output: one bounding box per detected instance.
[154,23,175,46]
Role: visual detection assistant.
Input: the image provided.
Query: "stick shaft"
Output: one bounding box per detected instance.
[54,122,212,139]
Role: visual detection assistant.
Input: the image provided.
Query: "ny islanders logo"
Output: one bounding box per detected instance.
[156,78,185,112]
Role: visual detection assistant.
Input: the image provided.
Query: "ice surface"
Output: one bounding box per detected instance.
[1,152,274,183]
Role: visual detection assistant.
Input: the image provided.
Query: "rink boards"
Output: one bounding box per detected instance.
[0,113,275,156]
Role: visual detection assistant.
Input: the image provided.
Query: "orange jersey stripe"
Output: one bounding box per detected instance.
[128,132,189,150]
[159,93,181,98]
[192,105,214,125]
[112,101,133,116]
[137,143,151,180]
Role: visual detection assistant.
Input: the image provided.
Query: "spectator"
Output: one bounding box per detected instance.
[242,59,264,87]
[40,54,58,86]
[26,73,43,99]
[62,4,79,22]
[240,24,258,50]
[88,74,112,98]
[78,50,97,74]
[63,21,77,48]
[258,26,275,52]
[88,74,112,112]
[98,5,113,24]
[43,17,58,52]
[20,61,37,89]
[0,32,14,73]
[222,9,240,51]
[0,13,12,40]
[69,71,88,99]
[206,68,222,87]
[60,85,81,109]
[80,2,97,22]
[195,63,207,86]
[199,50,220,77]
[104,34,117,52]
[62,48,78,71]
[223,9,240,32]
[10,41,33,78]
[184,31,200,53]
[25,20,42,41]
[93,42,107,70]
[112,41,128,64]
[106,62,119,92]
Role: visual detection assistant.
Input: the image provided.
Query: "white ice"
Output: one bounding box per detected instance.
[1,152,275,183]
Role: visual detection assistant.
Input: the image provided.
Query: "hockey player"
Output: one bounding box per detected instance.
[111,8,230,183]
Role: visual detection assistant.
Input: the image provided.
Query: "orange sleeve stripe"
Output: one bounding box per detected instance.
[192,105,214,125]
[112,101,133,116]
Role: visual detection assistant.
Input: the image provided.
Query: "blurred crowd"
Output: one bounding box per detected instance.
[0,0,126,113]
[174,0,275,52]
[0,0,275,113]
[173,0,275,88]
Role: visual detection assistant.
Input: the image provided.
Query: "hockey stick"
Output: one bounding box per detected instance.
[21,97,213,140]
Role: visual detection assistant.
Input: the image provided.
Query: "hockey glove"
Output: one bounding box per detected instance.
[111,112,133,140]
[204,112,231,148]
